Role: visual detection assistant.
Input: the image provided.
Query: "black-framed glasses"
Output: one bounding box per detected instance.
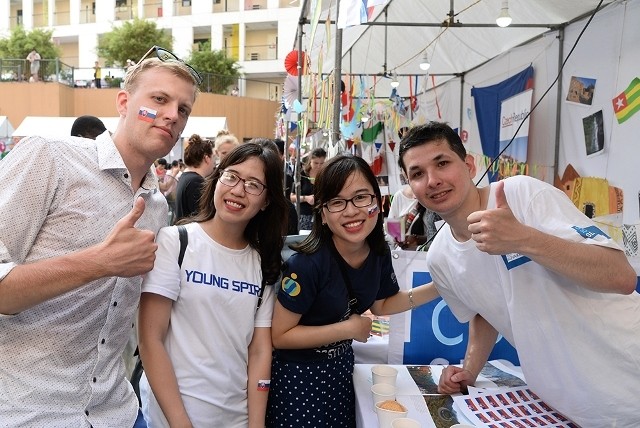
[138,45,203,85]
[324,194,376,213]
[219,170,267,196]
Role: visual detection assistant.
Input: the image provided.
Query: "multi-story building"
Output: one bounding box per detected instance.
[0,0,300,100]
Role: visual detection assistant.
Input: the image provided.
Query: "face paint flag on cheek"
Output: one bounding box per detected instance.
[138,106,157,123]
[368,205,379,218]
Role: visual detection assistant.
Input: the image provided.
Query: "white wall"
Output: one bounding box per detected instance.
[558,1,640,224]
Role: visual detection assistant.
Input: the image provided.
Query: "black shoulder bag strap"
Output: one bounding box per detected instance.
[131,225,188,407]
[327,239,360,315]
[176,225,188,267]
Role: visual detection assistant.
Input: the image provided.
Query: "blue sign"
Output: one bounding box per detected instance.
[403,271,520,365]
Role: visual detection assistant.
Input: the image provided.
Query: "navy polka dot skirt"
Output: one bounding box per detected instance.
[266,348,356,427]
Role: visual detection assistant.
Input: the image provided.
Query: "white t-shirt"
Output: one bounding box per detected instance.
[386,187,418,247]
[140,222,274,428]
[427,175,640,428]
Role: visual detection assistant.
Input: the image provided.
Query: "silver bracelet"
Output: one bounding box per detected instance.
[408,289,416,310]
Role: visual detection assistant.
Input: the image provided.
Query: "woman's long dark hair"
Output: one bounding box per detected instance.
[188,142,288,285]
[293,153,387,256]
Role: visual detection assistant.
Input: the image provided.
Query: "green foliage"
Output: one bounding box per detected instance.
[0,27,60,59]
[97,18,173,67]
[0,27,61,80]
[187,41,241,94]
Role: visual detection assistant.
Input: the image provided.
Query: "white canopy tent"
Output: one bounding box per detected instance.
[288,0,640,256]
[12,116,227,162]
[295,0,614,95]
[0,116,15,159]
[0,116,14,139]
[12,116,227,140]
[12,116,120,138]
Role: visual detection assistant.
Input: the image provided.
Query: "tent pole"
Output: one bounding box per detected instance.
[294,15,305,217]
[459,73,465,136]
[332,0,343,148]
[553,27,565,180]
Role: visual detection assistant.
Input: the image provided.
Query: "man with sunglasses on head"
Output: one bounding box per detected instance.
[0,47,201,428]
[398,121,640,427]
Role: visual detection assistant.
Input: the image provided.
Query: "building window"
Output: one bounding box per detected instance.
[17,9,22,25]
[116,0,126,7]
[182,0,191,6]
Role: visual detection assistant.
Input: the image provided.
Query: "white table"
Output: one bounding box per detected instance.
[354,363,517,427]
[354,364,439,428]
[352,334,390,364]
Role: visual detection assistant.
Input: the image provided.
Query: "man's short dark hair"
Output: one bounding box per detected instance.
[71,116,107,140]
[273,138,285,156]
[398,122,466,172]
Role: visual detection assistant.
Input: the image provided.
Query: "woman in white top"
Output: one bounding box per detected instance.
[138,142,288,428]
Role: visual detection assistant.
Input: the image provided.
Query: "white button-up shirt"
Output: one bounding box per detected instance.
[0,132,168,427]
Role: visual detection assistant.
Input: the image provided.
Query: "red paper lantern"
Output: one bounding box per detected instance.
[284,50,307,76]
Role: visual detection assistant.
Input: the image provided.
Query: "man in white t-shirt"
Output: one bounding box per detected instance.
[26,49,41,82]
[398,122,640,427]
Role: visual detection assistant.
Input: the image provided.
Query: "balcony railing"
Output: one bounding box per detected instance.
[0,58,282,100]
[225,44,278,62]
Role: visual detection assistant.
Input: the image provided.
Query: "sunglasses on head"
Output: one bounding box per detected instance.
[137,45,203,85]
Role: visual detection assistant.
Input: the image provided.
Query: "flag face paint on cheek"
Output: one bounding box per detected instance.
[138,106,157,123]
[368,205,379,217]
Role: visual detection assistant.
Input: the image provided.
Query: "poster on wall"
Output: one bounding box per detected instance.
[566,76,596,106]
[582,110,605,156]
[498,89,533,163]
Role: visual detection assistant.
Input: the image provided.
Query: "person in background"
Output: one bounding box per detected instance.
[0,49,200,427]
[231,86,240,96]
[155,158,167,179]
[385,183,441,251]
[266,154,438,427]
[94,61,102,88]
[398,121,640,428]
[174,134,215,221]
[213,130,240,165]
[125,59,137,73]
[138,142,288,428]
[291,147,326,231]
[160,160,181,224]
[26,49,41,82]
[273,138,299,235]
[71,115,107,139]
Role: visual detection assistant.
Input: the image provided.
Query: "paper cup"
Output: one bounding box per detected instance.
[391,418,422,428]
[371,383,396,410]
[371,365,398,386]
[375,400,408,428]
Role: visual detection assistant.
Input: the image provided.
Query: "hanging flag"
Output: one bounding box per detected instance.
[338,0,387,29]
[362,121,383,142]
[337,0,364,29]
[612,77,640,124]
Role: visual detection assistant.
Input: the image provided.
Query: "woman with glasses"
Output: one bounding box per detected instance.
[266,154,438,427]
[138,142,288,428]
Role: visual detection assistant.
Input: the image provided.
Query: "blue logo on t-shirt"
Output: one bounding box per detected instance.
[501,253,531,270]
[571,225,610,240]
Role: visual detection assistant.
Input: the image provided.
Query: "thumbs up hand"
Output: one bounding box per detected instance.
[466,180,530,255]
[97,197,158,277]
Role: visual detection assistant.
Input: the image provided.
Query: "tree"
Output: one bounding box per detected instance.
[0,27,61,80]
[97,18,172,67]
[188,41,241,94]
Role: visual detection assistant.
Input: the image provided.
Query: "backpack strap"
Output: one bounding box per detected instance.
[177,225,188,268]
